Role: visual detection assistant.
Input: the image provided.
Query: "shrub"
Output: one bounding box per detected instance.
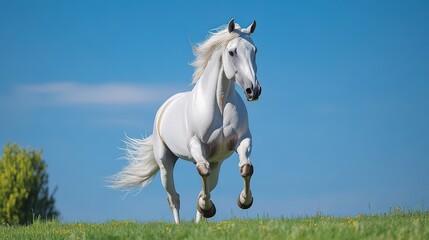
[0,142,59,225]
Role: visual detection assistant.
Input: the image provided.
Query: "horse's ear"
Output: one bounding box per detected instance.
[247,20,256,34]
[228,18,235,33]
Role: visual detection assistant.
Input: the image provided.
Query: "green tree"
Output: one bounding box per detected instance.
[0,142,59,225]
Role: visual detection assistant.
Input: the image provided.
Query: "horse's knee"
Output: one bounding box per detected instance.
[196,162,211,176]
[240,163,253,177]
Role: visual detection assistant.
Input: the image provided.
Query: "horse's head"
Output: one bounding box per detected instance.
[223,19,261,101]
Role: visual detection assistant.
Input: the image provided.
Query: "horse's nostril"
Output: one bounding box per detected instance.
[246,88,252,94]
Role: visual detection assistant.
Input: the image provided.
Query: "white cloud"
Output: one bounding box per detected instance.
[13,82,185,106]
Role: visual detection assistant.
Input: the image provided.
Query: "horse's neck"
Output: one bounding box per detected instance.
[194,51,235,113]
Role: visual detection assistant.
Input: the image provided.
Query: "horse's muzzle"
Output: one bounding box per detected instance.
[245,83,262,101]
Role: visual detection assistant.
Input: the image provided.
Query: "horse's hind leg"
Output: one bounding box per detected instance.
[160,157,180,224]
[153,137,180,224]
[235,137,254,209]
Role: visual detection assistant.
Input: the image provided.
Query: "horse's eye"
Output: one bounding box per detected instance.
[229,51,234,57]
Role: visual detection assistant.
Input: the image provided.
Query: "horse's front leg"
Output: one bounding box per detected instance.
[235,137,254,209]
[190,136,216,220]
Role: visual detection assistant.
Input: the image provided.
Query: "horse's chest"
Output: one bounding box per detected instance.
[204,125,235,162]
[207,124,235,145]
[205,108,245,159]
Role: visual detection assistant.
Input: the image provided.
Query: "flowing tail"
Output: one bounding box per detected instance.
[109,135,159,191]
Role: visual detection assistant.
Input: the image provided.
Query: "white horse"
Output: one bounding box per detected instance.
[110,19,261,224]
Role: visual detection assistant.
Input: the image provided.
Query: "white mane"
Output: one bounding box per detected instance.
[191,23,242,84]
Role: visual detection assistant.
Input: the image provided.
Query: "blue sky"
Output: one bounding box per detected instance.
[1,0,428,222]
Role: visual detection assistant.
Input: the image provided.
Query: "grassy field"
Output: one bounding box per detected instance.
[1,210,428,239]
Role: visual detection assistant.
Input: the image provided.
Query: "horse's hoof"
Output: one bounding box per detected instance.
[197,200,216,218]
[237,196,253,209]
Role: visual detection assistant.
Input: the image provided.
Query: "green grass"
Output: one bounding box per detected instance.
[1,210,428,239]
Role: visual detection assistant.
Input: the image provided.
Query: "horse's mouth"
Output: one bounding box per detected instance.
[246,95,259,101]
